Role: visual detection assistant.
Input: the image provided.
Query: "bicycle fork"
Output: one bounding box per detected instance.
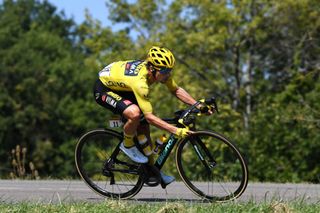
[190,136,217,175]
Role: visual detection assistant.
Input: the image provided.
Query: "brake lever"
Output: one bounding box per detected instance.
[212,99,219,114]
[178,102,201,127]
[205,97,219,114]
[196,97,219,115]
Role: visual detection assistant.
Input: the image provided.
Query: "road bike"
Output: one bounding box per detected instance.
[75,97,248,202]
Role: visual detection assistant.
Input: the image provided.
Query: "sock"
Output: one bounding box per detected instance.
[148,154,155,166]
[123,133,135,148]
[138,135,153,156]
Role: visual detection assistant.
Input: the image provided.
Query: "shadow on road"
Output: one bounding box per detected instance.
[129,198,212,203]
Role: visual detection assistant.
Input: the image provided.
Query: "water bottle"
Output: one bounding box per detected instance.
[153,134,167,154]
[137,135,152,156]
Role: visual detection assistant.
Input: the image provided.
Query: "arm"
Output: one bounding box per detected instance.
[144,112,178,135]
[133,84,191,135]
[164,77,196,106]
[144,110,194,138]
[174,87,213,115]
[174,87,197,105]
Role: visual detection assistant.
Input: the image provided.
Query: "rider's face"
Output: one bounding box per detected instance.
[153,66,172,83]
[155,70,171,83]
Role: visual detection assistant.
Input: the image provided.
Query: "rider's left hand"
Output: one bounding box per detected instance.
[175,128,193,138]
[207,108,214,115]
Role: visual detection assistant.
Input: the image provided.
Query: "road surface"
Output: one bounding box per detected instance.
[0,180,319,203]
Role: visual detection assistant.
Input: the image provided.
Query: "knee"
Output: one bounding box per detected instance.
[124,104,141,121]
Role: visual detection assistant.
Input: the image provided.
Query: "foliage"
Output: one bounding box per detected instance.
[0,0,319,182]
[0,201,320,213]
[0,0,94,177]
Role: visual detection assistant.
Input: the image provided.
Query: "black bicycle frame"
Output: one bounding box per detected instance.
[154,134,179,169]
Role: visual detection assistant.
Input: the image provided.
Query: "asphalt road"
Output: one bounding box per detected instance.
[0,180,319,203]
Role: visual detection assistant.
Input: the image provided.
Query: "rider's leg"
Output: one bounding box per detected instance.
[137,123,175,186]
[137,123,151,142]
[122,104,141,148]
[93,81,147,163]
[119,104,148,163]
[137,124,154,165]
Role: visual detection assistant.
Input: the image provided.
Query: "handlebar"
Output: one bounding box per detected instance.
[162,96,218,127]
[200,97,219,114]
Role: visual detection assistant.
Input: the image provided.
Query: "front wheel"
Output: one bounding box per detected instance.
[75,129,144,199]
[176,131,248,202]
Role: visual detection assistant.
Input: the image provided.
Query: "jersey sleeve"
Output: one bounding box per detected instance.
[132,83,153,114]
[164,76,179,92]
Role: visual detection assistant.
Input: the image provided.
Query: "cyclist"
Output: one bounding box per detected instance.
[94,46,206,185]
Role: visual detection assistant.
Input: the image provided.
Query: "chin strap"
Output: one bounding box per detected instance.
[152,69,157,78]
[148,64,157,78]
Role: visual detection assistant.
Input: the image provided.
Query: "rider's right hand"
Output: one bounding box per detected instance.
[175,128,191,138]
[199,105,214,115]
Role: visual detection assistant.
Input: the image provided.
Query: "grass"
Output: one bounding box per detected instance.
[0,200,320,213]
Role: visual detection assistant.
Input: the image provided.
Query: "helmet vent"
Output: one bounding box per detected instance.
[147,46,175,68]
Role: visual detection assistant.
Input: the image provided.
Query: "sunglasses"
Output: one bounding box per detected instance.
[154,67,172,74]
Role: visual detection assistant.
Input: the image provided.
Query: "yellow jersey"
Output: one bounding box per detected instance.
[99,60,178,114]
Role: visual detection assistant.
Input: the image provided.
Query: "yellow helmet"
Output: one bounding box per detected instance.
[147,46,175,69]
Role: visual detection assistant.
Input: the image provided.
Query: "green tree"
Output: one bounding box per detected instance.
[103,0,320,182]
[1,0,319,182]
[0,0,91,177]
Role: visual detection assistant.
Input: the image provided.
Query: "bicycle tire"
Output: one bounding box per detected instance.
[176,131,248,201]
[75,129,144,199]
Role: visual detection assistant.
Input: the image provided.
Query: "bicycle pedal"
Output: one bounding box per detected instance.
[160,180,167,189]
[140,164,161,187]
[145,176,160,187]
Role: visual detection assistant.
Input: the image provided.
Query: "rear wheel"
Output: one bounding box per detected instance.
[176,131,248,201]
[75,129,144,199]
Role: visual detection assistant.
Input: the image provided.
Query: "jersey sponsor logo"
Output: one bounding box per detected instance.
[99,63,114,77]
[95,93,100,100]
[102,92,121,108]
[106,81,128,88]
[102,95,107,102]
[106,96,117,108]
[123,100,132,105]
[156,136,175,165]
[124,60,144,76]
[107,91,122,101]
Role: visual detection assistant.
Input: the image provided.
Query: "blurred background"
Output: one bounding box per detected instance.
[0,0,319,182]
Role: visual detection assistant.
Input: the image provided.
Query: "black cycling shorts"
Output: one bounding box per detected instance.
[93,79,147,124]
